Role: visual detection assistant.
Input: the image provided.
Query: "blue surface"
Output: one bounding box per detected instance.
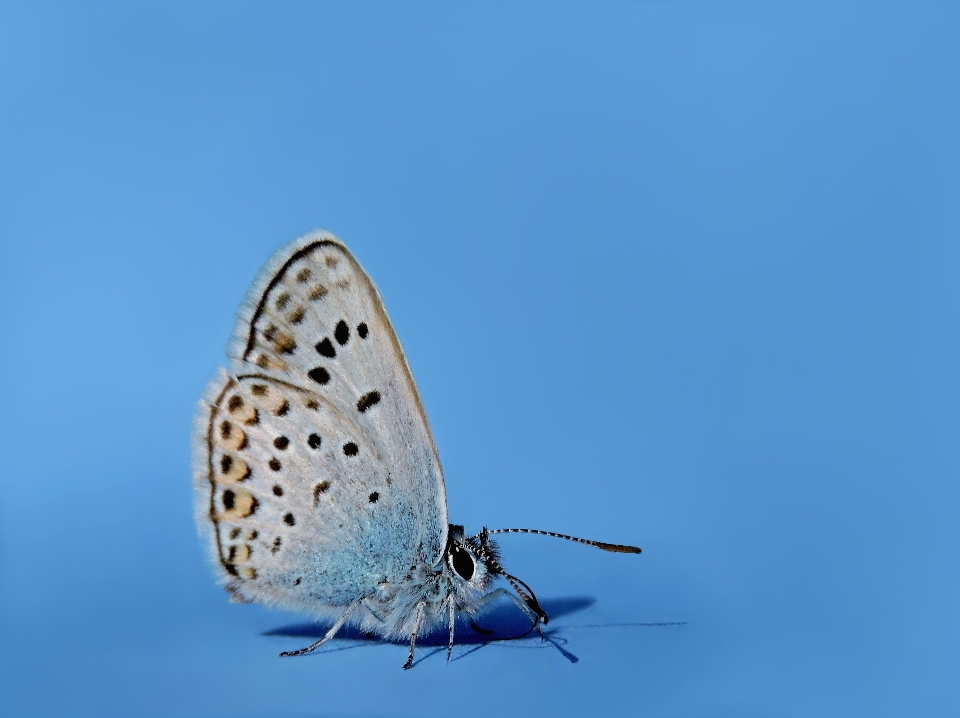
[1,3,958,716]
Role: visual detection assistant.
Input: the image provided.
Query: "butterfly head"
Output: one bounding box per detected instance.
[445,524,502,591]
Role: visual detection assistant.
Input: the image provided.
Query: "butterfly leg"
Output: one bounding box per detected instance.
[446,595,456,662]
[402,601,427,670]
[279,599,361,657]
[362,597,388,623]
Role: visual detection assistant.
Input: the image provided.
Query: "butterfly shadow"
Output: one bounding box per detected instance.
[263,596,597,665]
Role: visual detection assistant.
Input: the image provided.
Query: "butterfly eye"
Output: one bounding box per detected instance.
[451,547,474,581]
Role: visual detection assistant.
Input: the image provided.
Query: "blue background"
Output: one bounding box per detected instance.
[1,2,958,716]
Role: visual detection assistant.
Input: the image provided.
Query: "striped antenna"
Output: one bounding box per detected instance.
[485,528,642,554]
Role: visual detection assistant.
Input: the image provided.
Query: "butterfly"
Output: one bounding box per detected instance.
[192,230,641,669]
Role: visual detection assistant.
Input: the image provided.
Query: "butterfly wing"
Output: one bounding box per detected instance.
[192,231,448,613]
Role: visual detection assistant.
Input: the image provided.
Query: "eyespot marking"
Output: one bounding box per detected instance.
[313,481,330,506]
[218,421,247,450]
[308,367,330,385]
[218,454,251,482]
[274,400,290,416]
[308,433,322,449]
[334,320,349,345]
[357,391,381,413]
[269,458,282,472]
[251,384,267,396]
[315,338,336,358]
[273,436,289,450]
[272,485,283,496]
[296,267,311,283]
[308,284,328,300]
[284,512,296,526]
[343,442,359,457]
[223,393,259,424]
[222,488,258,518]
[275,292,291,310]
[369,491,379,503]
[274,333,296,355]
[288,307,305,324]
[227,544,251,562]
[357,322,368,338]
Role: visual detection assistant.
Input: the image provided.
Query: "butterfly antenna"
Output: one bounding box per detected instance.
[486,528,642,554]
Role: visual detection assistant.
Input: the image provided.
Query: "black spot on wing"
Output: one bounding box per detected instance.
[308,367,330,385]
[315,337,336,358]
[357,391,381,413]
[343,442,359,456]
[357,322,368,338]
[308,433,322,449]
[335,320,349,345]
